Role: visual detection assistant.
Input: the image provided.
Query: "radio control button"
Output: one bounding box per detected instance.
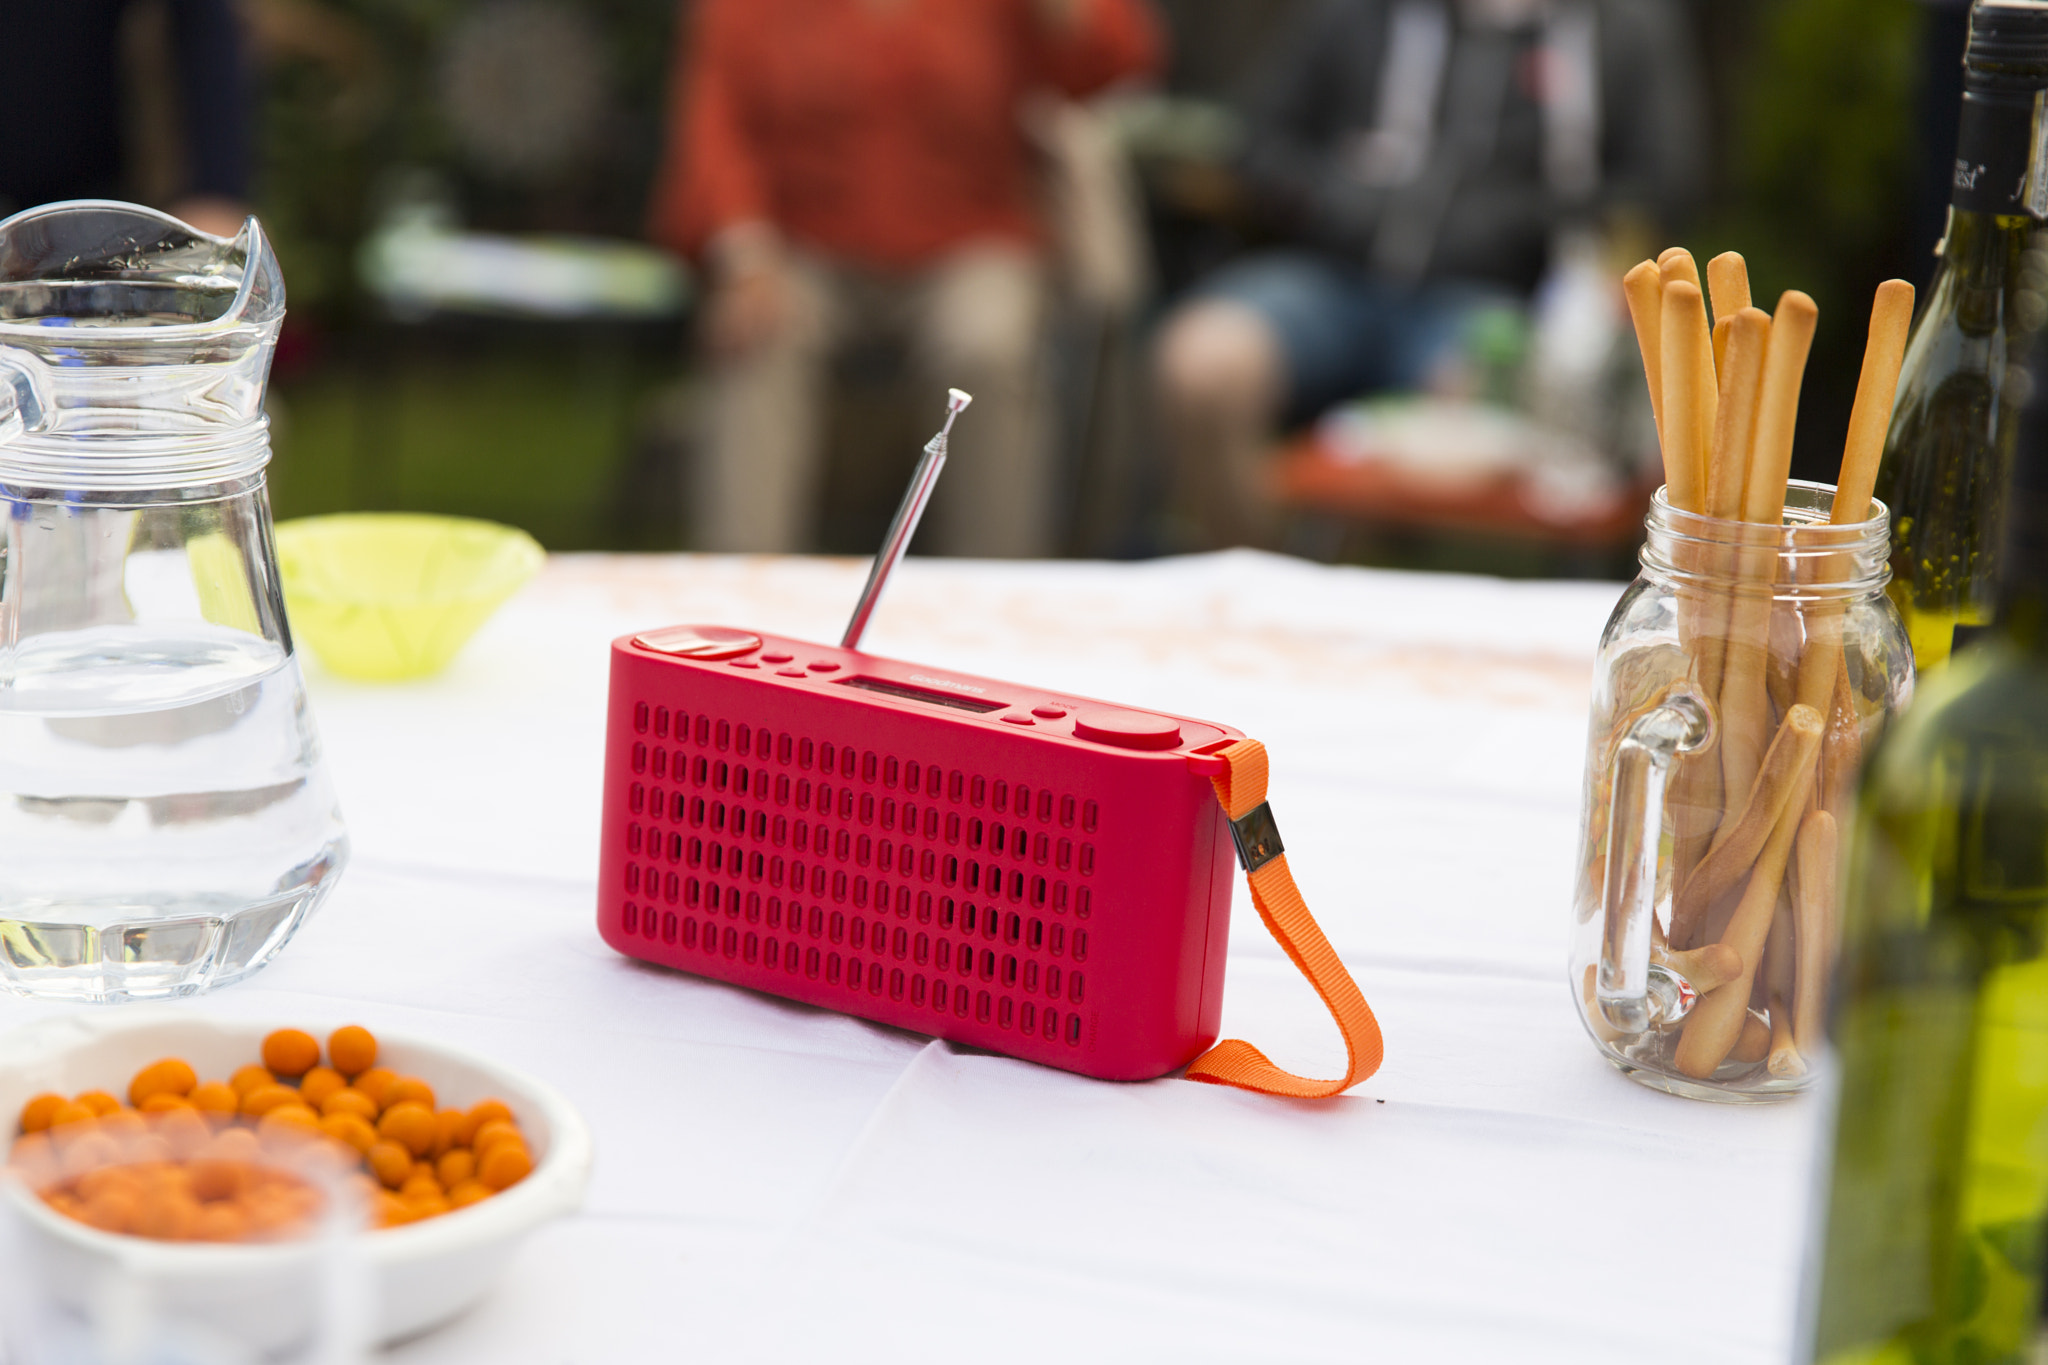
[728,659,761,669]
[1072,708,1181,750]
[1031,705,1068,720]
[633,625,761,660]
[1002,714,1035,726]
[776,667,807,678]
[760,651,794,664]
[807,661,841,673]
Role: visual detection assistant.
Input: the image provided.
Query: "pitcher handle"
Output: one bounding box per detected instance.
[1597,685,1714,1036]
[0,348,51,447]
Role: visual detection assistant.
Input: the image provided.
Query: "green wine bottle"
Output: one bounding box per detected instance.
[1876,2,2048,670]
[1804,289,2048,1364]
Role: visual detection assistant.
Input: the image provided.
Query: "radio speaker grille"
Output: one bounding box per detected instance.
[617,703,1100,1049]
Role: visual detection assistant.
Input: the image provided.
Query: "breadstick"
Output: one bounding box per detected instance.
[1579,964,1630,1045]
[1659,246,1702,289]
[1673,757,1817,1078]
[1764,893,1802,1075]
[1660,280,1713,513]
[1706,308,1771,520]
[1732,1011,1772,1065]
[1654,940,1743,996]
[1624,260,1667,454]
[1663,258,1719,505]
[1713,315,1732,377]
[1780,283,1909,743]
[1707,251,1752,323]
[1673,703,1824,943]
[1792,808,1837,1058]
[1720,293,1821,815]
[1741,292,1821,527]
[1768,993,1805,1077]
[1834,279,1916,526]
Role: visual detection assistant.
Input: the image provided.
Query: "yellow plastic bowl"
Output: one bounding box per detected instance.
[275,514,543,681]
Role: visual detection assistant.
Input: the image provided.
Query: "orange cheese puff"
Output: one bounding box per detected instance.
[261,1029,321,1079]
[188,1157,249,1202]
[127,1135,175,1166]
[320,1112,378,1156]
[436,1148,476,1189]
[477,1141,532,1191]
[134,1187,201,1240]
[432,1108,465,1158]
[458,1099,512,1147]
[45,1101,98,1140]
[60,1132,120,1178]
[10,1132,57,1184]
[448,1179,492,1210]
[200,1127,262,1164]
[321,1089,378,1124]
[74,1091,122,1118]
[76,1165,140,1202]
[194,1202,250,1242]
[298,1066,346,1110]
[354,1068,397,1110]
[367,1140,413,1190]
[243,1188,307,1237]
[374,1190,414,1228]
[188,1082,240,1125]
[128,1058,198,1108]
[229,1064,274,1098]
[97,1110,147,1143]
[328,1025,378,1078]
[241,1084,303,1118]
[471,1119,521,1157]
[152,1108,211,1159]
[139,1093,195,1114]
[19,1093,66,1134]
[258,1106,322,1145]
[404,1192,451,1220]
[377,1102,437,1158]
[80,1182,141,1234]
[399,1169,443,1201]
[387,1077,435,1112]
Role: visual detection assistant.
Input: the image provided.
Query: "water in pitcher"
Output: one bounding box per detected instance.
[0,620,346,1001]
[0,201,352,1000]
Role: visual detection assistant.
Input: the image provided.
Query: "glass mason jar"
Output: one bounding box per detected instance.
[0,202,348,1001]
[1569,481,1913,1101]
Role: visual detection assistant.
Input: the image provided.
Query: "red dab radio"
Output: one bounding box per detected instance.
[596,392,1381,1096]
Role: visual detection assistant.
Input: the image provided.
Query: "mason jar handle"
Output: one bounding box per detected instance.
[0,348,51,447]
[1598,686,1714,1036]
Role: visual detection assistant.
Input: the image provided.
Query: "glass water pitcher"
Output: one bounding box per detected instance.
[0,201,347,1001]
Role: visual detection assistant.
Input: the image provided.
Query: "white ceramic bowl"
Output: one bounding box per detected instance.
[0,1010,592,1344]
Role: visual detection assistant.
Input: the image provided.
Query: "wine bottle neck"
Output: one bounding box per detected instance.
[1952,66,2048,218]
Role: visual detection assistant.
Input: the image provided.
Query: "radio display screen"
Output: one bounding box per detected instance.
[836,676,1007,714]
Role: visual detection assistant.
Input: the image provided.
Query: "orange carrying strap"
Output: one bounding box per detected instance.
[1183,739,1385,1099]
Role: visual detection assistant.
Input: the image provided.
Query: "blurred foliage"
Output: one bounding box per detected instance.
[1696,0,1924,481]
[248,0,681,326]
[245,0,690,550]
[1712,0,1919,291]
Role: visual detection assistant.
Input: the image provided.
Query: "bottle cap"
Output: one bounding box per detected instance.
[1968,2,2048,73]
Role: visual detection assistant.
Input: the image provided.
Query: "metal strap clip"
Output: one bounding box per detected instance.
[1230,802,1284,874]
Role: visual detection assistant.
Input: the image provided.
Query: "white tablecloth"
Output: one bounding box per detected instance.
[0,551,1825,1363]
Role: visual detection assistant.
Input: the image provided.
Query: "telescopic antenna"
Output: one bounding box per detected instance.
[841,388,972,650]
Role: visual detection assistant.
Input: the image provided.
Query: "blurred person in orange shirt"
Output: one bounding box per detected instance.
[649,0,1160,557]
